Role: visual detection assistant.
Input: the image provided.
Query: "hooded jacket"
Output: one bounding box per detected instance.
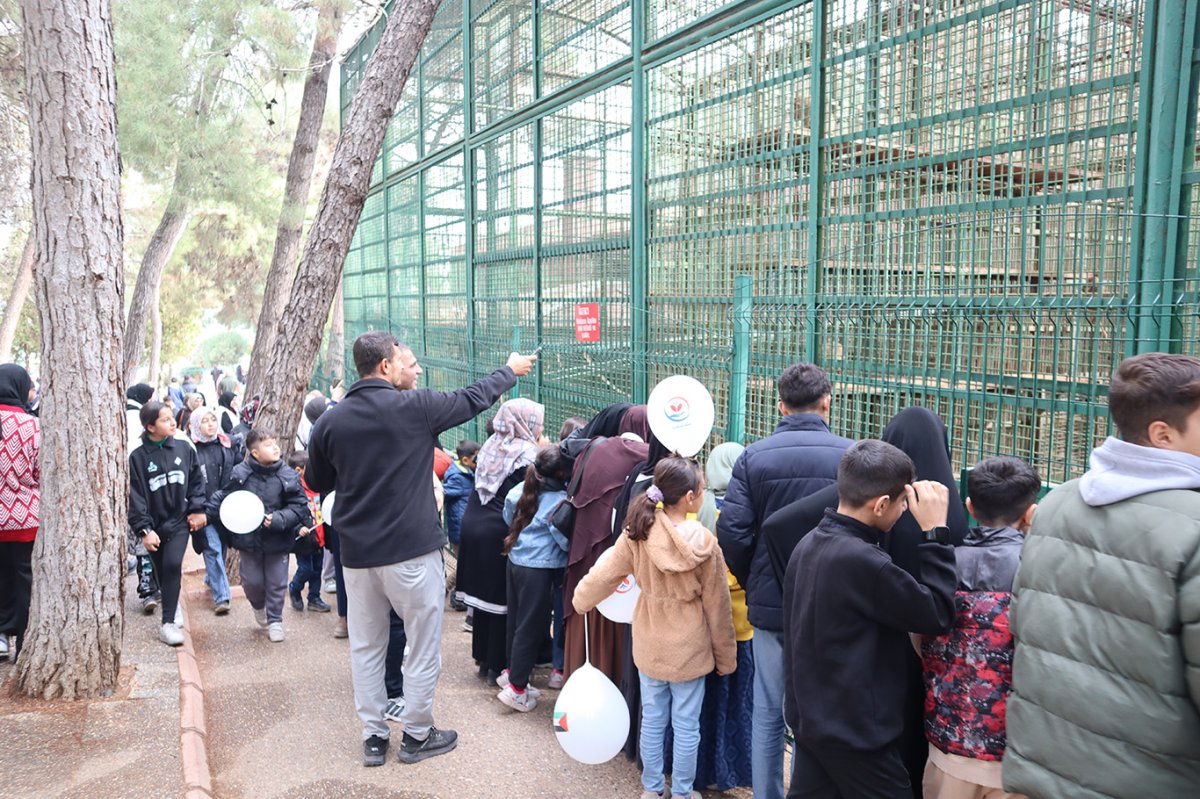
[205,457,309,554]
[128,434,207,539]
[716,413,852,631]
[502,478,569,569]
[305,368,517,569]
[1004,437,1200,799]
[573,511,737,682]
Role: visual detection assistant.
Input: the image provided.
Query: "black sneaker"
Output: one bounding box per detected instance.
[362,734,389,767]
[289,587,304,612]
[308,596,332,613]
[397,727,457,764]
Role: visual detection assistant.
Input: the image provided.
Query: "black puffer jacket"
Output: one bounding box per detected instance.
[194,436,238,502]
[205,457,310,554]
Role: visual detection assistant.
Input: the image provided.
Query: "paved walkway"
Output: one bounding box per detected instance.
[184,554,753,799]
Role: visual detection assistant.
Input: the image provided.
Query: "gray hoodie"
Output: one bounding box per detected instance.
[1078,436,1200,506]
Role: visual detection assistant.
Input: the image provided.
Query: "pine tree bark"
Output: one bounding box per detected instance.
[16,0,126,700]
[245,0,343,400]
[122,187,190,385]
[326,280,344,384]
[148,281,162,387]
[253,0,445,453]
[0,234,35,362]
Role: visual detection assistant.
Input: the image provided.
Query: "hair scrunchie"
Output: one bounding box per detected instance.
[645,485,664,504]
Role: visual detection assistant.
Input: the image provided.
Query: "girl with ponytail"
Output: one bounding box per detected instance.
[573,456,737,799]
[495,445,570,711]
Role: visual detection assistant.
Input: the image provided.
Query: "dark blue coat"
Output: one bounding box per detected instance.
[441,459,474,546]
[716,413,852,631]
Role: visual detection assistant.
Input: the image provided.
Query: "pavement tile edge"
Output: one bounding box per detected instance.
[176,594,214,799]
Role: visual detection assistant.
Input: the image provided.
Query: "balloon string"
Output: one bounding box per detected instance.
[584,610,591,665]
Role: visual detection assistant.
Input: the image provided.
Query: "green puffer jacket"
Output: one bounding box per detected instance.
[1005,475,1200,799]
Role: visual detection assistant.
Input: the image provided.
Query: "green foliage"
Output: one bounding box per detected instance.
[199,330,249,367]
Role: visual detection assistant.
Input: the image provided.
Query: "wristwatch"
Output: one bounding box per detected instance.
[922,526,951,545]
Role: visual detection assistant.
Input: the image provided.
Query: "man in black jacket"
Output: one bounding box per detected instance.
[306,331,535,767]
[715,362,852,799]
[783,440,956,798]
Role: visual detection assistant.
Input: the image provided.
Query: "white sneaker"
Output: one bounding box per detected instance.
[174,604,183,626]
[497,683,537,712]
[638,791,664,799]
[384,696,406,722]
[253,607,268,628]
[323,579,337,594]
[0,634,10,660]
[159,623,184,646]
[548,669,565,689]
[496,671,539,698]
[267,622,284,643]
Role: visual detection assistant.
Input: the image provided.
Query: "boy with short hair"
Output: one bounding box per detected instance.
[287,450,331,613]
[1005,353,1200,799]
[920,456,1040,799]
[444,440,479,613]
[783,440,957,798]
[207,428,310,643]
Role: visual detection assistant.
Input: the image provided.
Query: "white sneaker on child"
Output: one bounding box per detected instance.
[267,622,284,643]
[548,670,565,689]
[497,683,537,712]
[174,604,183,626]
[253,607,268,628]
[159,623,184,647]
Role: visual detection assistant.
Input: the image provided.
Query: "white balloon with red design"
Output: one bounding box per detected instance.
[553,663,630,764]
[646,375,715,457]
[595,573,641,624]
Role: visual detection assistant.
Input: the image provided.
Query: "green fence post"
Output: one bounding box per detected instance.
[462,0,478,439]
[630,0,648,403]
[510,325,522,397]
[804,0,826,363]
[1135,0,1190,354]
[727,275,753,444]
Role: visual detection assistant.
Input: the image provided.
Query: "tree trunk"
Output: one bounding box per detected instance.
[245,1,343,400]
[16,0,126,700]
[148,280,162,388]
[122,185,190,385]
[253,0,445,454]
[326,280,344,385]
[0,234,35,362]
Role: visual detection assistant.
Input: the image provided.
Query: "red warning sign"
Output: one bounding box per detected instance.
[574,303,600,342]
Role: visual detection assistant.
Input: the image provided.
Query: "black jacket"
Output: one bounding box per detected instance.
[194,436,238,502]
[129,435,207,539]
[305,368,518,569]
[783,509,955,750]
[205,458,309,554]
[716,413,852,630]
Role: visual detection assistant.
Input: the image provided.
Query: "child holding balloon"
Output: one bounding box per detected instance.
[574,456,736,799]
[495,445,570,712]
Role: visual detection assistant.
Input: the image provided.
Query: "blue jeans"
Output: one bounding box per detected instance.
[752,628,786,799]
[290,549,323,601]
[202,525,231,605]
[640,673,705,797]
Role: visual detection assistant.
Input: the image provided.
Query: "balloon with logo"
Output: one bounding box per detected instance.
[646,375,715,457]
[321,491,336,527]
[219,490,266,534]
[596,573,641,624]
[553,662,631,764]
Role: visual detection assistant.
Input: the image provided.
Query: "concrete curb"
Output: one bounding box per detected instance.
[177,587,213,799]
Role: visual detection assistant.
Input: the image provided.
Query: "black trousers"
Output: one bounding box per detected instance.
[505,562,561,689]
[148,530,189,625]
[0,540,34,650]
[787,741,911,799]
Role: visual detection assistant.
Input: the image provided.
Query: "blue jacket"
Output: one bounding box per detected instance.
[716,413,852,631]
[442,459,475,545]
[502,482,569,569]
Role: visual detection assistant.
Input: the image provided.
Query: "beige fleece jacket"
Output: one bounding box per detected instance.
[573,510,737,682]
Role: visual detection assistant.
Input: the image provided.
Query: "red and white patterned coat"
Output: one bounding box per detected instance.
[0,404,40,541]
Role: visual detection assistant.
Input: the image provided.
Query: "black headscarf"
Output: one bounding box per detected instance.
[880,406,969,577]
[126,382,153,406]
[610,406,672,539]
[218,391,236,410]
[0,364,33,411]
[559,402,633,467]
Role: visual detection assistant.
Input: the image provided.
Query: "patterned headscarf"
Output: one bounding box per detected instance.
[239,395,261,427]
[473,398,545,504]
[189,407,220,443]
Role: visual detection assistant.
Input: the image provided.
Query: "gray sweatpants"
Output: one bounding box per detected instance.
[343,548,444,741]
[240,551,290,623]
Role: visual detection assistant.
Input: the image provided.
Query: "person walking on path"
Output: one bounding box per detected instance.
[715,362,852,799]
[1004,353,1200,798]
[306,331,536,768]
[188,407,236,615]
[0,364,39,661]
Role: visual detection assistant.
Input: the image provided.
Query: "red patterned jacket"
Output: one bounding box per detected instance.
[920,526,1024,761]
[0,404,40,542]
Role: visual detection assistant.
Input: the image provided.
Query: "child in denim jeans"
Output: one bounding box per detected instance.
[287,450,331,613]
[574,457,736,799]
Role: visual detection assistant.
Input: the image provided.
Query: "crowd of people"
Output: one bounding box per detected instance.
[1,340,1198,799]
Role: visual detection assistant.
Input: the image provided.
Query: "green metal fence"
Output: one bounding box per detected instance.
[340,0,1200,484]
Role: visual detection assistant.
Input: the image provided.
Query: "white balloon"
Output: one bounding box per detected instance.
[646,375,715,457]
[596,574,641,624]
[219,490,265,535]
[321,491,336,527]
[553,663,631,764]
